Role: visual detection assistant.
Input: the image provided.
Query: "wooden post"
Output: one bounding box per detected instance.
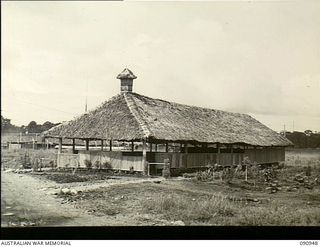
[149,143,152,152]
[230,144,234,166]
[85,139,89,151]
[131,140,134,152]
[109,140,112,151]
[217,143,220,165]
[155,144,158,152]
[58,138,62,154]
[142,139,147,175]
[165,142,169,153]
[72,138,76,154]
[245,163,248,181]
[101,139,104,151]
[162,158,171,179]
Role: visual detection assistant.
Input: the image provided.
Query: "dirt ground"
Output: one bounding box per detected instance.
[1,170,168,226]
[1,148,320,227]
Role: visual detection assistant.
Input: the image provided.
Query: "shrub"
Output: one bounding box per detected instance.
[102,161,112,169]
[84,159,92,169]
[262,167,277,182]
[94,160,101,169]
[129,166,134,174]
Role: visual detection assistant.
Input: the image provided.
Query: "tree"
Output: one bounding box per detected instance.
[26,121,39,133]
[1,115,21,133]
[304,130,313,136]
[42,121,56,131]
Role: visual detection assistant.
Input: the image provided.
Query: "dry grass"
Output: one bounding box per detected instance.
[1,148,56,170]
[143,193,236,223]
[286,148,320,166]
[141,189,320,225]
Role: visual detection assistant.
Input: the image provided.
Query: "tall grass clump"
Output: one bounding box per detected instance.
[143,193,236,224]
[235,202,320,226]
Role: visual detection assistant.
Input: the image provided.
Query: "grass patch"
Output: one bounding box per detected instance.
[31,171,118,183]
[142,193,237,224]
[234,203,320,226]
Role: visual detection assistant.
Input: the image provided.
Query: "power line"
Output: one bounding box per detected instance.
[10,97,75,115]
[4,88,76,115]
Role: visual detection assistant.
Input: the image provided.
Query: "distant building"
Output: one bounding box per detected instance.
[1,132,56,150]
[44,68,292,175]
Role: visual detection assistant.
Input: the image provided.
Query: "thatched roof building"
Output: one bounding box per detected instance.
[44,68,292,174]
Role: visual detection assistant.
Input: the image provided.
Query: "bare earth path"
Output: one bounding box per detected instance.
[1,171,163,227]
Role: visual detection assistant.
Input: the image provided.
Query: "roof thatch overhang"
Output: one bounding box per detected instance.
[43,92,293,147]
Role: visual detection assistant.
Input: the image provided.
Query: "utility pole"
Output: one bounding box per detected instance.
[85,82,88,113]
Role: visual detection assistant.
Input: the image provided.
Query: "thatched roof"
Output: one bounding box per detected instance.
[44,92,292,147]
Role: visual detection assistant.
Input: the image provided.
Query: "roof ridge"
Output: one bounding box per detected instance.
[123,93,152,138]
[130,92,250,117]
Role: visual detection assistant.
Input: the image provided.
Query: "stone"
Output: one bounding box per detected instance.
[4,169,14,173]
[61,188,71,194]
[70,189,78,195]
[3,213,14,216]
[170,220,185,226]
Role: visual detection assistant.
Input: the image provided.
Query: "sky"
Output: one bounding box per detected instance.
[2,1,320,132]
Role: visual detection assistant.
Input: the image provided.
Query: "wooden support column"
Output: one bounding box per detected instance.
[230,144,234,165]
[165,142,169,153]
[142,139,147,175]
[101,140,104,151]
[85,139,89,151]
[155,144,158,152]
[149,143,152,152]
[58,138,62,154]
[72,138,76,154]
[131,141,134,152]
[109,140,112,151]
[217,143,220,165]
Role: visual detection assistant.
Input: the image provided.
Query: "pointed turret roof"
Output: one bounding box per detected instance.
[116,68,137,79]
